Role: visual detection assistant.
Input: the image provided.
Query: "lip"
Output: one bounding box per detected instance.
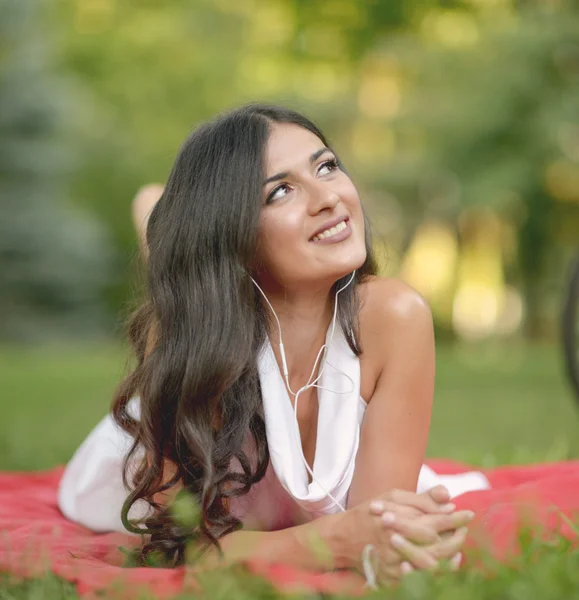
[309,218,352,245]
[309,216,349,241]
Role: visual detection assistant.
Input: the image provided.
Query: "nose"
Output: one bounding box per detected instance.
[306,178,340,215]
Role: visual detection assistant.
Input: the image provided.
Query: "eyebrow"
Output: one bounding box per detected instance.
[263,147,333,185]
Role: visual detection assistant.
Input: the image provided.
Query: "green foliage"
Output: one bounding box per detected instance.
[3,0,578,337]
[373,4,579,330]
[43,0,477,319]
[117,543,142,569]
[0,572,78,599]
[0,0,115,341]
[4,532,579,599]
[170,488,201,530]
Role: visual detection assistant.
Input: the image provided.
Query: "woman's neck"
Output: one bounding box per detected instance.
[264,286,336,387]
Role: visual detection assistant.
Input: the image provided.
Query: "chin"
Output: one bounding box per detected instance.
[348,245,368,270]
[328,251,367,282]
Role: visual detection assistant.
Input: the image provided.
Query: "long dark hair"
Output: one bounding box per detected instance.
[111,103,379,566]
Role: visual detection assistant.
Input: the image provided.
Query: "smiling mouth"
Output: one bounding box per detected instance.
[310,218,348,242]
[309,218,352,244]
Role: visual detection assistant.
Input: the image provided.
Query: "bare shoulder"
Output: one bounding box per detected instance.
[356,277,435,400]
[355,277,434,401]
[358,276,433,333]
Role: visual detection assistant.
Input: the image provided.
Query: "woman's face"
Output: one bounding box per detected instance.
[255,122,367,289]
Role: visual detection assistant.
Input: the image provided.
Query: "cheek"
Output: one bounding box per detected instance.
[339,181,364,229]
[257,215,304,270]
[345,202,367,258]
[341,179,362,210]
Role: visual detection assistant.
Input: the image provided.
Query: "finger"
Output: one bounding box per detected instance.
[450,552,463,571]
[387,489,455,515]
[362,545,402,588]
[381,512,439,545]
[390,533,439,571]
[424,485,451,504]
[401,561,414,576]
[377,564,404,587]
[369,501,422,519]
[427,527,469,561]
[368,534,402,567]
[420,510,475,534]
[369,499,387,515]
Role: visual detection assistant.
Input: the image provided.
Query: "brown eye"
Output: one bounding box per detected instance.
[318,158,339,176]
[266,183,291,204]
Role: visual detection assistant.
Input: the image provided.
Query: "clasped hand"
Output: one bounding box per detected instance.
[349,485,474,586]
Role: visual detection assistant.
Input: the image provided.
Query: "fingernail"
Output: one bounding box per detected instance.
[401,561,413,575]
[440,503,456,513]
[437,485,451,499]
[369,500,385,514]
[381,511,396,525]
[458,527,469,536]
[451,552,462,569]
[391,533,405,547]
[464,511,475,520]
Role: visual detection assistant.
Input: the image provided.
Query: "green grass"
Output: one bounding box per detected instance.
[1,341,577,471]
[1,341,579,598]
[0,573,78,599]
[4,538,579,599]
[430,342,579,465]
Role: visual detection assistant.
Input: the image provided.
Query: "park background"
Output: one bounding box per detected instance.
[2,0,579,478]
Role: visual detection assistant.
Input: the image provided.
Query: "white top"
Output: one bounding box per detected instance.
[58,324,490,533]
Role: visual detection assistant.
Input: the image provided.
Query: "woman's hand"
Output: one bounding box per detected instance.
[335,487,473,586]
[371,510,470,581]
[363,486,473,583]
[368,485,456,520]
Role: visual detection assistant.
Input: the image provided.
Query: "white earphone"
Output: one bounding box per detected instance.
[250,270,356,511]
[250,270,379,588]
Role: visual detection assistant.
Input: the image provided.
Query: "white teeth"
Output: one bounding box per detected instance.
[312,219,347,242]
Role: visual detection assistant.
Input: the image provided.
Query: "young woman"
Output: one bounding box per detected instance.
[58,104,490,587]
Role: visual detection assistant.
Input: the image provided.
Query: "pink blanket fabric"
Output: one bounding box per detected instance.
[1,460,579,598]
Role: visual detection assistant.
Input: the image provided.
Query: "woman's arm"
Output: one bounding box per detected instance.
[202,509,346,571]
[148,458,346,572]
[152,457,347,571]
[347,278,436,508]
[154,460,471,583]
[211,496,470,576]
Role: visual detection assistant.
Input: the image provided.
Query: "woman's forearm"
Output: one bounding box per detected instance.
[198,512,350,572]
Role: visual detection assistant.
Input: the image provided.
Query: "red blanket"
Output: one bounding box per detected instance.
[1,460,579,598]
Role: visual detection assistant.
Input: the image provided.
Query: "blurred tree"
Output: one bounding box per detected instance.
[44,0,576,339]
[371,3,579,336]
[50,0,252,312]
[49,0,471,316]
[0,0,113,341]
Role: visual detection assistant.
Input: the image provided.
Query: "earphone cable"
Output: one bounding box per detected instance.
[251,270,378,587]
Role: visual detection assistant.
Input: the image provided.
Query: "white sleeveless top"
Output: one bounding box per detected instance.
[57,325,490,533]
